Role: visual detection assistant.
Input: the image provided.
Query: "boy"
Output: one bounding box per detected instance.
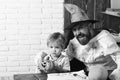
[34,32,70,73]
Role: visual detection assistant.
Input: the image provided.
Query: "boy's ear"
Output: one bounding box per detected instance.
[64,3,76,14]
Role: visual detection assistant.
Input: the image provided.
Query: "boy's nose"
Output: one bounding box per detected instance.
[52,48,56,52]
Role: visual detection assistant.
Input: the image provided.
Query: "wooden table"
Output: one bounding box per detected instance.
[14,71,86,80]
[14,73,47,80]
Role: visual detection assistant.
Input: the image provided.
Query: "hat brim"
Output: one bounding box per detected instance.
[101,12,120,17]
[64,20,99,30]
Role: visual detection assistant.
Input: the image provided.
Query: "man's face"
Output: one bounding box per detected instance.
[73,26,91,45]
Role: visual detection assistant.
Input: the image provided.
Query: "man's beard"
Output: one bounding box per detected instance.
[76,34,91,45]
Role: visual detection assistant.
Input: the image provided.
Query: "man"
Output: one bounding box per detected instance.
[64,3,120,80]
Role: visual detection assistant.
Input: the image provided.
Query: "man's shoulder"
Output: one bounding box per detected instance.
[95,30,112,40]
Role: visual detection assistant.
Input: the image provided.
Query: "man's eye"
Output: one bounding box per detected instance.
[78,33,86,37]
[80,34,86,37]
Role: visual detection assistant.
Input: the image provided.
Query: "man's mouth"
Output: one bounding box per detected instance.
[77,36,88,45]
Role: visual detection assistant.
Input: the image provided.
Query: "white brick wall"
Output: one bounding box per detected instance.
[0,0,64,76]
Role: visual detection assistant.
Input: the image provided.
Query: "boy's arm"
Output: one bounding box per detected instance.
[62,57,70,72]
[54,57,70,73]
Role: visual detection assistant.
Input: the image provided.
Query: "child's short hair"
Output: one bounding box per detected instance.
[47,32,65,49]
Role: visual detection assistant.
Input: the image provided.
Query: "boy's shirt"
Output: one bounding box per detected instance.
[34,50,70,73]
[46,53,70,72]
[66,30,120,70]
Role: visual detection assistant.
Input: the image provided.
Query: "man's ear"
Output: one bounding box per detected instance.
[89,24,95,38]
[64,4,77,14]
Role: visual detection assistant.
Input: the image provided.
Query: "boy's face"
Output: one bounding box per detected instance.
[48,42,63,58]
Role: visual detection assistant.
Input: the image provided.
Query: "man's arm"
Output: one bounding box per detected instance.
[66,41,75,61]
[99,30,120,56]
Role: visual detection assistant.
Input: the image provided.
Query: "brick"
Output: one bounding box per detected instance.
[6,35,18,40]
[0,62,6,67]
[51,4,64,9]
[6,40,18,46]
[29,66,36,72]
[18,29,29,35]
[17,56,30,61]
[28,24,43,30]
[18,50,40,56]
[6,14,18,19]
[0,67,6,72]
[30,44,41,50]
[6,19,18,25]
[42,8,63,14]
[18,66,30,72]
[4,9,18,14]
[42,0,64,3]
[0,30,6,35]
[8,55,30,61]
[18,40,40,45]
[7,66,30,72]
[18,24,29,30]
[0,56,7,62]
[6,29,18,35]
[0,4,6,9]
[6,24,18,30]
[28,29,42,35]
[0,14,6,19]
[18,34,29,40]
[0,34,5,41]
[29,55,36,60]
[0,51,19,56]
[27,9,42,14]
[6,61,19,67]
[30,13,52,19]
[9,45,30,51]
[0,40,18,47]
[52,13,63,19]
[28,34,41,40]
[19,60,35,66]
[0,46,9,51]
[42,18,63,24]
[7,67,19,72]
[7,56,18,61]
[0,25,6,30]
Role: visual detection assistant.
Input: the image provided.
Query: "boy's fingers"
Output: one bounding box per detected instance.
[41,62,47,67]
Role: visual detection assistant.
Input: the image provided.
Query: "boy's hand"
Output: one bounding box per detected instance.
[41,61,47,68]
[42,61,54,73]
